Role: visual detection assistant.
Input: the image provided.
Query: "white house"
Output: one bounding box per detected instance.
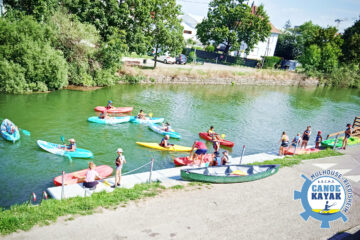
[0,0,4,16]
[180,13,203,46]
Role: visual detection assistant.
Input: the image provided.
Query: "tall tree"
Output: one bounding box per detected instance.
[341,18,360,64]
[148,0,184,68]
[196,0,271,55]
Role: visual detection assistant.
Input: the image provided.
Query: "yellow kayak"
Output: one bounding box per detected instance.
[136,142,192,152]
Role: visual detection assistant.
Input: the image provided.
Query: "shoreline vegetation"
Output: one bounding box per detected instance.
[0,149,343,236]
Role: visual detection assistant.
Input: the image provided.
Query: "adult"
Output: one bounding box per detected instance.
[61,138,76,152]
[212,135,220,154]
[160,135,173,148]
[279,131,289,156]
[190,141,207,164]
[342,124,352,150]
[301,126,312,149]
[113,148,126,188]
[221,151,230,165]
[83,162,102,189]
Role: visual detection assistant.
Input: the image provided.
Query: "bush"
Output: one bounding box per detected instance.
[327,64,360,88]
[262,56,281,69]
[0,60,27,94]
[205,45,215,52]
[188,51,196,62]
[94,69,118,86]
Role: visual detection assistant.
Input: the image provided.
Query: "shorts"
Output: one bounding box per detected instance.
[195,149,207,155]
[116,166,122,171]
[345,134,350,139]
[84,181,98,188]
[303,136,309,141]
[281,143,289,147]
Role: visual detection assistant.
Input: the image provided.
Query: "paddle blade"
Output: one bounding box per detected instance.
[149,113,153,118]
[22,129,31,136]
[60,136,65,143]
[102,180,111,187]
[221,134,226,139]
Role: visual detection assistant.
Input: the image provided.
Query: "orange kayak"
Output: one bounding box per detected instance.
[174,154,213,166]
[53,165,113,186]
[284,148,320,155]
[94,106,133,113]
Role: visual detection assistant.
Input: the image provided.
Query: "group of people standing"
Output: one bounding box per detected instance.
[279,123,353,156]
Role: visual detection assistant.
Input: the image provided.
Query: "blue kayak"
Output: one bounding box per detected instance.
[148,123,181,139]
[88,116,131,124]
[130,117,164,124]
[1,119,20,143]
[37,140,94,159]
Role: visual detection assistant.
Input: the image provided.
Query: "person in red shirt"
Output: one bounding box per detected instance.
[190,141,207,164]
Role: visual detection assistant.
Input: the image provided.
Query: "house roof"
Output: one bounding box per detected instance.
[270,23,281,34]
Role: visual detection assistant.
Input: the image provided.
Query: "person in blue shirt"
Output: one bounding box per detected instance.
[315,131,323,149]
[61,138,76,152]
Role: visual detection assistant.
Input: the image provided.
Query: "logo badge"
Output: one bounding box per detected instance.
[294,170,353,228]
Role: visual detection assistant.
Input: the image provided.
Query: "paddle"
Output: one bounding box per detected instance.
[221,134,226,139]
[102,179,111,187]
[60,136,72,161]
[0,117,31,136]
[148,113,153,119]
[60,136,65,144]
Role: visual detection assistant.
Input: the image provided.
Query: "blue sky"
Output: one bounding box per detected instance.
[177,0,360,32]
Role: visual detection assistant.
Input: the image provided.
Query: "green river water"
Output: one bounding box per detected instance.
[1,84,360,207]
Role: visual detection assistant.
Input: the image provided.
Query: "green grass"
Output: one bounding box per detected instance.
[249,149,343,168]
[0,183,163,235]
[170,185,184,190]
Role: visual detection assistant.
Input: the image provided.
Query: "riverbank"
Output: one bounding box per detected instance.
[119,59,319,86]
[2,146,360,239]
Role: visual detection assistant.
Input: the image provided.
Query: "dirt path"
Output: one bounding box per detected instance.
[3,149,360,240]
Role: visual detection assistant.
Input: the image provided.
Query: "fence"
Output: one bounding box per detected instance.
[184,48,259,68]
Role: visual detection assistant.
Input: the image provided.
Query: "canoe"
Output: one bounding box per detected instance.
[37,140,94,159]
[174,154,213,166]
[88,116,131,124]
[181,164,280,183]
[136,142,192,152]
[199,132,234,147]
[148,123,181,139]
[321,137,360,148]
[284,147,320,155]
[53,165,113,186]
[130,117,164,124]
[1,119,20,143]
[94,106,133,113]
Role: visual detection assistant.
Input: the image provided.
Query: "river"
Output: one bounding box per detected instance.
[1,84,360,207]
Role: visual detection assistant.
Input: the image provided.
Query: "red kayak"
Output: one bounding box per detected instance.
[284,148,320,155]
[174,154,213,166]
[53,165,113,186]
[199,132,234,147]
[94,106,133,114]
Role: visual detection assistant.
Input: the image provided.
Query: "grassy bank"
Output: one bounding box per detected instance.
[250,149,343,168]
[0,183,164,236]
[119,64,318,86]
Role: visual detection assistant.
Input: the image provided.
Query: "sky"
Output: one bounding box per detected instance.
[176,0,360,32]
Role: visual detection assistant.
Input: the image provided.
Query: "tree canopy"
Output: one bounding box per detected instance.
[196,0,271,55]
[341,19,360,64]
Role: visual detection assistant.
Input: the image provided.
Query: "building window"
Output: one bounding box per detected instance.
[183,30,192,34]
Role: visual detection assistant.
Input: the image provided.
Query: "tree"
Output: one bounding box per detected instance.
[283,19,291,31]
[274,33,301,60]
[148,0,184,68]
[341,18,360,64]
[196,0,271,55]
[4,0,59,21]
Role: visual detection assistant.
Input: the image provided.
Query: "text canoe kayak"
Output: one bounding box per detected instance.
[94,106,133,113]
[1,119,20,143]
[199,132,234,147]
[136,142,192,152]
[37,140,94,159]
[88,116,131,124]
[53,165,113,186]
[130,117,164,124]
[174,154,213,166]
[321,137,360,148]
[284,147,320,155]
[148,123,181,139]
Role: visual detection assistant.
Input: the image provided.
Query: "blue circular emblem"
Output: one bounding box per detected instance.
[294,171,353,228]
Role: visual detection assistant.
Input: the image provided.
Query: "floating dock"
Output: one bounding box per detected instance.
[47,152,280,200]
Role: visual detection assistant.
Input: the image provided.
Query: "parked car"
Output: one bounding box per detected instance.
[176,54,187,64]
[157,55,176,64]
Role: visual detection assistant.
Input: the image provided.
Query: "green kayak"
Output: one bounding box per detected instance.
[181,164,280,183]
[321,136,360,148]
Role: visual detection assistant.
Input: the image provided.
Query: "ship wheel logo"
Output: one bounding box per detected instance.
[294,172,353,228]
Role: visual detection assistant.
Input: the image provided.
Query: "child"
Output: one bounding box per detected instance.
[113,148,126,188]
[342,124,352,150]
[279,131,289,156]
[315,131,323,149]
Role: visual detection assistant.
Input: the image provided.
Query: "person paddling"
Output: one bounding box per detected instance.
[207,126,221,140]
[136,110,147,119]
[99,110,109,119]
[113,148,126,188]
[342,124,352,150]
[61,138,76,152]
[106,100,114,110]
[159,135,173,148]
